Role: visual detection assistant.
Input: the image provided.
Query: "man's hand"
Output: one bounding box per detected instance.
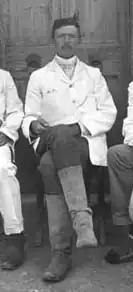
[0,132,12,146]
[30,118,49,137]
[69,123,81,136]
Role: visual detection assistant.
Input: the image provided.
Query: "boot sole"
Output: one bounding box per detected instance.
[43,266,71,283]
[1,260,24,271]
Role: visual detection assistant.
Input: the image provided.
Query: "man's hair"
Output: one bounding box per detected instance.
[52,17,81,38]
[26,54,41,68]
[27,60,40,69]
[91,60,102,68]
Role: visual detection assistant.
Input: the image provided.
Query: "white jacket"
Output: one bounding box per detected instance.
[123,82,133,146]
[22,57,117,166]
[0,69,24,143]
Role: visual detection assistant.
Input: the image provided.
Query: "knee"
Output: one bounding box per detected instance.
[52,125,75,145]
[0,145,16,175]
[107,144,129,167]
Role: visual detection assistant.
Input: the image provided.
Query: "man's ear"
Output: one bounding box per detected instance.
[78,31,85,45]
[51,33,56,45]
[51,37,54,45]
[78,34,82,44]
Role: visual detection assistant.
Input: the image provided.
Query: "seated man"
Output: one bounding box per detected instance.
[0,69,24,270]
[105,81,133,264]
[22,17,117,282]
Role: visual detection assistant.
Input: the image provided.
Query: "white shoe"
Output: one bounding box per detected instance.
[76,227,98,248]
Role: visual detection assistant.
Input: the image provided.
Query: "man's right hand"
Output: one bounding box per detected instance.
[30,118,49,136]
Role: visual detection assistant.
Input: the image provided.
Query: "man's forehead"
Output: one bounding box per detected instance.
[55,25,78,35]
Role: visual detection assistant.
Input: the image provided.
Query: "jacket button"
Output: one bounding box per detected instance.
[69,84,73,88]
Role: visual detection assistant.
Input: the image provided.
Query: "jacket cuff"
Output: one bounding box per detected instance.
[0,127,18,143]
[22,116,37,143]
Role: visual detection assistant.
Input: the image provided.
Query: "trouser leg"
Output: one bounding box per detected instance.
[0,146,23,235]
[105,144,133,264]
[39,152,72,282]
[0,145,24,270]
[107,144,133,226]
[55,136,97,247]
[39,151,72,252]
[39,132,97,248]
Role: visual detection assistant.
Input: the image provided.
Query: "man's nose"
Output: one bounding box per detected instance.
[64,35,69,42]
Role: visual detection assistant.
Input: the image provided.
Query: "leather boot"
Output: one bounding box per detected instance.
[2,232,25,270]
[43,251,72,282]
[58,165,98,248]
[43,193,72,283]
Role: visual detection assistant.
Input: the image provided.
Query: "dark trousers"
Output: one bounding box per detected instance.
[37,128,95,253]
[38,135,92,196]
[107,144,133,225]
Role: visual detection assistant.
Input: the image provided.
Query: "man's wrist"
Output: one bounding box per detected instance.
[30,122,38,138]
[69,123,81,135]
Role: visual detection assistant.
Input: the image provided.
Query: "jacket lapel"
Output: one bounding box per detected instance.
[50,58,71,84]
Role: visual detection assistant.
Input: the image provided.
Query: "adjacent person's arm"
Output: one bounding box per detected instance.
[0,72,24,144]
[123,82,133,145]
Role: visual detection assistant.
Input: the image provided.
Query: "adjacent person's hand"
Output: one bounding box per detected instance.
[0,132,11,146]
[30,118,49,137]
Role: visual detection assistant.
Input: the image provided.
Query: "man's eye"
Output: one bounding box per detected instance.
[57,34,64,38]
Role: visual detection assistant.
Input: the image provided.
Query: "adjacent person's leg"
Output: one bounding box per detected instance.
[0,145,24,270]
[105,144,133,264]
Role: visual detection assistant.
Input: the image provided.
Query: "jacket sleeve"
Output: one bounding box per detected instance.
[0,72,24,142]
[122,82,133,145]
[80,69,117,137]
[22,71,42,142]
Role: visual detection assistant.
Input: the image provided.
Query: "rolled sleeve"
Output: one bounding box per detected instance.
[22,71,42,142]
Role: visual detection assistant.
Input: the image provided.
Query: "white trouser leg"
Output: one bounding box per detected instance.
[0,145,23,235]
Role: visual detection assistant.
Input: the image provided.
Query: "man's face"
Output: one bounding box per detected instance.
[54,25,79,58]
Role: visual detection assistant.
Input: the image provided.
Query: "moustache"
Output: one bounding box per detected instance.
[61,44,72,50]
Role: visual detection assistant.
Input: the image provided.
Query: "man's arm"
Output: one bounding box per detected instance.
[80,69,117,137]
[0,72,24,143]
[22,71,44,143]
[122,82,133,145]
